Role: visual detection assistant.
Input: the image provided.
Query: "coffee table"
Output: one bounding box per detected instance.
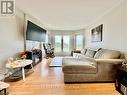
[49,57,62,67]
[0,81,9,94]
[6,59,33,81]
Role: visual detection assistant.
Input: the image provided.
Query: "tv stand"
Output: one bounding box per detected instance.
[25,49,42,66]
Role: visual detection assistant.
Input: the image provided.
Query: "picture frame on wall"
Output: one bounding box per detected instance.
[91,24,103,42]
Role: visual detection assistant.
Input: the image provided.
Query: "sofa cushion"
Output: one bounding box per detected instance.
[73,53,82,58]
[62,58,97,74]
[85,49,96,58]
[63,58,95,65]
[63,63,97,74]
[81,48,87,55]
[86,48,102,52]
[94,49,121,59]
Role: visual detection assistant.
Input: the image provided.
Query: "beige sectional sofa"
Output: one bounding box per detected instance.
[62,48,125,83]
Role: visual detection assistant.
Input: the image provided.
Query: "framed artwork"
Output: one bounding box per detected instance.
[91,24,103,42]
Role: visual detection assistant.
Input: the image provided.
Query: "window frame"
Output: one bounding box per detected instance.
[75,34,84,50]
[54,35,70,52]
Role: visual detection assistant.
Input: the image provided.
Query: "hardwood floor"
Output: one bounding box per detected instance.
[8,58,120,95]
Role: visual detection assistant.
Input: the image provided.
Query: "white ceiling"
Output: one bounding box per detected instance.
[16,0,124,30]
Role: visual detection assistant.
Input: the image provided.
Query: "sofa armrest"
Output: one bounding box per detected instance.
[95,59,126,64]
[93,59,126,80]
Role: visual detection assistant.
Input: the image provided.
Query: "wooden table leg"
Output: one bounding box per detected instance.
[22,67,25,81]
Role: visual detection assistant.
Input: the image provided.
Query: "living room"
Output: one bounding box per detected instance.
[0,0,127,95]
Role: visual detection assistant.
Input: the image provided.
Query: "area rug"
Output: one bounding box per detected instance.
[49,57,62,67]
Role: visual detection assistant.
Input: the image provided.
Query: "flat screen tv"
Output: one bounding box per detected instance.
[26,20,46,42]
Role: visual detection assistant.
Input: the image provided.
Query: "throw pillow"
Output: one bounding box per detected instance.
[81,48,87,55]
[85,49,96,58]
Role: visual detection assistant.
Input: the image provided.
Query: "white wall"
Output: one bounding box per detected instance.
[0,8,24,69]
[85,0,127,52]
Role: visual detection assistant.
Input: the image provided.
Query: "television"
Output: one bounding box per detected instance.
[26,20,46,42]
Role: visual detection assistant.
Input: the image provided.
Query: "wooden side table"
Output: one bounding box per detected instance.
[71,50,81,56]
[115,65,127,95]
[0,81,9,95]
